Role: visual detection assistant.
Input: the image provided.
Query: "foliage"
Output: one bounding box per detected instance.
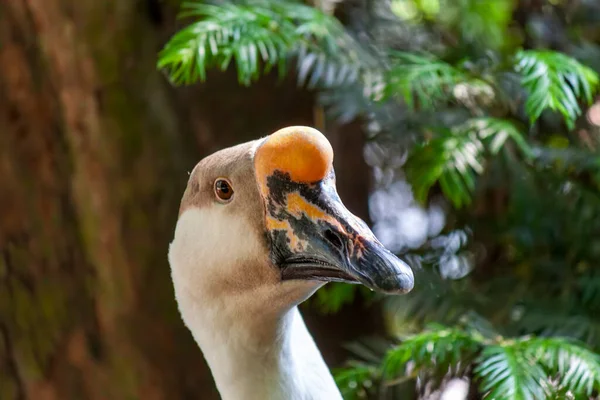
[159,2,599,209]
[160,0,600,398]
[158,0,367,87]
[381,52,489,110]
[382,49,597,206]
[515,50,599,128]
[337,323,600,399]
[405,118,533,207]
[383,325,483,379]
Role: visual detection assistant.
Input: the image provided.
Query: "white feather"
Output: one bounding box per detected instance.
[169,207,342,400]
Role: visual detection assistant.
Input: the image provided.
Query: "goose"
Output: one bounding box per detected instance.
[168,126,414,400]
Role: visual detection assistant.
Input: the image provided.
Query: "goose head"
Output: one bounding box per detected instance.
[169,126,413,319]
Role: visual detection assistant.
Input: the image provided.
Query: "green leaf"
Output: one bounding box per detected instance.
[157,0,366,88]
[523,337,600,396]
[383,325,483,380]
[406,128,483,208]
[382,52,493,110]
[340,321,600,399]
[515,50,600,128]
[475,343,548,400]
[406,118,531,208]
[468,118,534,159]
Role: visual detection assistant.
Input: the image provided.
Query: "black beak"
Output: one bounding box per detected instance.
[265,171,414,295]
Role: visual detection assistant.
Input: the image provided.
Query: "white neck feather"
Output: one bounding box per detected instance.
[169,208,342,400]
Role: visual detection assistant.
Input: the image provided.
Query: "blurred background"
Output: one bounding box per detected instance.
[2,0,600,399]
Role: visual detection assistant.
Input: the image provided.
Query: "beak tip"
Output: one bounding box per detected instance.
[370,251,414,295]
[378,272,414,295]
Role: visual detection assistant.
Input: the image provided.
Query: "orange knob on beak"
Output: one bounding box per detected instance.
[254,126,334,186]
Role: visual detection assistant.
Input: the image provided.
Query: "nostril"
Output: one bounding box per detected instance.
[323,229,344,251]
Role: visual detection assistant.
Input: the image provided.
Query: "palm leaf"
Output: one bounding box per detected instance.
[406,118,531,208]
[383,325,483,380]
[158,0,366,87]
[515,50,599,128]
[475,342,549,400]
[524,337,600,396]
[406,125,483,208]
[382,52,493,110]
[340,322,600,399]
[471,118,534,159]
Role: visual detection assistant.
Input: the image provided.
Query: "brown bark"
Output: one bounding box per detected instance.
[0,1,210,398]
[0,1,375,398]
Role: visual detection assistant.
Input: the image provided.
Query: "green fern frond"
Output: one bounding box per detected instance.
[383,52,492,110]
[524,337,600,395]
[470,118,534,159]
[340,321,600,399]
[158,1,364,87]
[383,325,483,379]
[406,118,531,208]
[474,336,600,399]
[475,342,549,400]
[406,125,483,208]
[158,2,285,85]
[515,50,600,128]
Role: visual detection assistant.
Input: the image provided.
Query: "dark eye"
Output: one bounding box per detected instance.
[214,179,234,202]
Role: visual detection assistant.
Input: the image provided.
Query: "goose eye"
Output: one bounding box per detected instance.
[214,179,234,202]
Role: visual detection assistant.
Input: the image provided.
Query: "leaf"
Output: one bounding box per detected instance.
[475,343,548,400]
[523,337,600,396]
[468,118,534,159]
[383,325,483,380]
[157,0,368,88]
[406,118,531,208]
[515,50,600,128]
[341,319,600,399]
[382,52,493,110]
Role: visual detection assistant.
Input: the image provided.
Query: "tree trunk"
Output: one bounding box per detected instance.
[0,1,376,398]
[0,1,214,398]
